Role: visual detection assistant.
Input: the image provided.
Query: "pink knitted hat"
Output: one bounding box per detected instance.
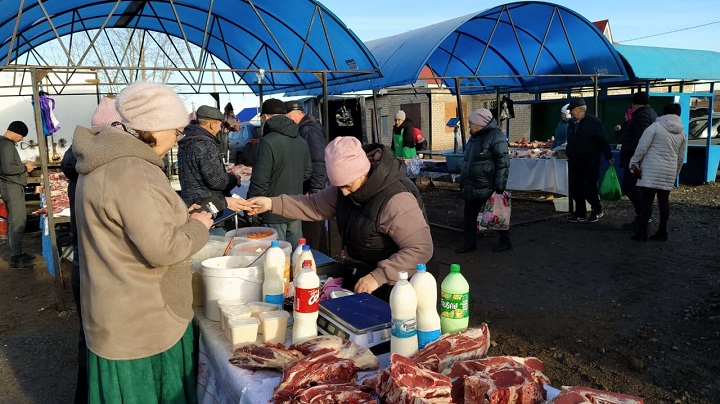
[91,97,122,131]
[116,81,188,132]
[468,108,493,127]
[325,136,370,187]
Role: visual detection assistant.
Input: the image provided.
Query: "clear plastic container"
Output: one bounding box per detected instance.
[225,227,278,242]
[221,304,251,332]
[259,310,290,344]
[227,317,260,348]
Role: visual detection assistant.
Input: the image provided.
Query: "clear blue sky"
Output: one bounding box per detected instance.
[320,0,720,52]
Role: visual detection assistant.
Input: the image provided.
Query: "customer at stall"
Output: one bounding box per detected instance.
[72,81,213,403]
[455,108,511,253]
[389,110,417,159]
[566,98,614,223]
[618,91,657,230]
[552,103,571,149]
[285,100,328,252]
[0,120,36,269]
[178,105,244,213]
[242,136,432,301]
[61,96,122,404]
[629,103,686,242]
[247,99,311,249]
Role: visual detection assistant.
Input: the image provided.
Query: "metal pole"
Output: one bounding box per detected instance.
[706,83,714,183]
[372,89,380,143]
[322,72,329,143]
[454,77,466,150]
[31,68,66,310]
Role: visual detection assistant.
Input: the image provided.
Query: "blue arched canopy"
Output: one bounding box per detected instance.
[316,1,628,95]
[0,0,380,95]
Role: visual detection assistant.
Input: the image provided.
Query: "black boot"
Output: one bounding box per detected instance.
[492,232,512,252]
[649,228,668,241]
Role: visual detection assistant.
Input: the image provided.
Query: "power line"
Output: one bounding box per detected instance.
[617,20,720,43]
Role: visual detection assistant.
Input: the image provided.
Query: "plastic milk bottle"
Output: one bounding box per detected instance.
[294,245,316,278]
[292,259,319,343]
[291,238,306,279]
[440,264,469,334]
[389,271,419,356]
[262,241,285,306]
[410,264,442,348]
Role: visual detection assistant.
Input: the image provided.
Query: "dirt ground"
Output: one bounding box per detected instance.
[1,180,719,403]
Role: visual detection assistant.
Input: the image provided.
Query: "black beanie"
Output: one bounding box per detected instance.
[261,98,286,115]
[631,92,649,105]
[7,121,28,137]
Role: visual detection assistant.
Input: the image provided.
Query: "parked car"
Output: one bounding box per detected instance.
[228,122,259,164]
[688,112,720,139]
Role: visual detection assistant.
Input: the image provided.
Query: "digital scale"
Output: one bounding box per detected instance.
[317,293,391,349]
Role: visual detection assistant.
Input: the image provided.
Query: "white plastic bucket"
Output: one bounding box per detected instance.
[191,236,232,307]
[201,256,263,321]
[229,240,292,269]
[225,227,278,242]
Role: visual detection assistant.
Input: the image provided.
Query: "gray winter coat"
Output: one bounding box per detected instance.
[459,118,509,202]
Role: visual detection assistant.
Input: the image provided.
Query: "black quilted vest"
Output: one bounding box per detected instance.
[335,144,425,271]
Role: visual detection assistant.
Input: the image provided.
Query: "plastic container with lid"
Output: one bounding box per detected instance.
[227,317,260,348]
[389,271,418,356]
[259,310,290,344]
[410,263,441,348]
[191,235,231,307]
[440,264,469,334]
[225,227,278,242]
[221,305,252,332]
[201,256,263,321]
[247,301,280,318]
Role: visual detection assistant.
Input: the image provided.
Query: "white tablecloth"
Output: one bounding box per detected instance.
[506,158,568,195]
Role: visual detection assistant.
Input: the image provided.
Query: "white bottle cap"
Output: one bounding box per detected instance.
[398,271,408,280]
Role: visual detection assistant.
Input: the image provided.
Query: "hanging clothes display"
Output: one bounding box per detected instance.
[31,91,61,136]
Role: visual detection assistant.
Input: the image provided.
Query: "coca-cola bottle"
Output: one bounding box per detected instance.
[292,259,319,343]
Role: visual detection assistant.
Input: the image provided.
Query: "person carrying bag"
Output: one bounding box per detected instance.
[599,165,622,201]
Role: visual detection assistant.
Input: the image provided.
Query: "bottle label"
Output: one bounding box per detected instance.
[417,329,441,349]
[294,287,319,313]
[391,318,417,339]
[264,293,284,306]
[440,291,469,319]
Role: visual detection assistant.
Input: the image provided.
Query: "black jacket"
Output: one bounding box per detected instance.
[459,118,509,202]
[619,105,657,168]
[247,115,311,223]
[298,114,328,193]
[177,124,238,206]
[566,113,613,163]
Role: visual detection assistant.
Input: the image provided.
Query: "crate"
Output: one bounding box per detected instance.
[553,197,591,213]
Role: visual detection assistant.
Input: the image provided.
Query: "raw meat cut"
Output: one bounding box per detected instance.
[289,335,380,370]
[272,348,358,403]
[365,353,451,403]
[228,342,304,372]
[546,386,644,404]
[295,383,375,403]
[448,357,548,404]
[410,324,491,373]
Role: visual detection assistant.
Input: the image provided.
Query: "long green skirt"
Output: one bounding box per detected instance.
[87,323,197,404]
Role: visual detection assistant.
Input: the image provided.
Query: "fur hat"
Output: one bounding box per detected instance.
[325,136,370,187]
[91,97,122,131]
[196,105,224,121]
[468,108,493,127]
[7,121,28,137]
[116,82,188,132]
[395,110,406,121]
[631,92,649,105]
[261,99,286,115]
[568,98,586,110]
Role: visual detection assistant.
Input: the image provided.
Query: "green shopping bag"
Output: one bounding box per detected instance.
[599,165,622,201]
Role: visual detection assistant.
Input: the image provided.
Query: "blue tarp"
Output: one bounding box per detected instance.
[236,107,259,122]
[303,1,628,95]
[0,0,380,95]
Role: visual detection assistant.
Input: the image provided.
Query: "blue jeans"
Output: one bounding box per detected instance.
[265,220,303,250]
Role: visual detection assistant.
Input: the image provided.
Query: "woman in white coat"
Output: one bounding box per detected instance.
[629,103,687,241]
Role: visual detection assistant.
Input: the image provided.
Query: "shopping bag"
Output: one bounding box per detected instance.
[599,165,622,201]
[477,191,511,231]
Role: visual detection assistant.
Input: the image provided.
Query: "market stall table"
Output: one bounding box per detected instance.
[506,158,568,195]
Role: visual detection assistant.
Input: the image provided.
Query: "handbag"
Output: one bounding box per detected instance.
[599,165,622,200]
[477,191,511,231]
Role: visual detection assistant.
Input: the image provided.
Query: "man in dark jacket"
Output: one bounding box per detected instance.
[456,109,511,253]
[247,99,311,249]
[285,100,328,252]
[618,92,657,230]
[0,121,36,269]
[566,98,615,223]
[178,105,243,212]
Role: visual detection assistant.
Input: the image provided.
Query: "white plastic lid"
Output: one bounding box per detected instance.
[259,310,290,321]
[217,299,245,307]
[227,317,260,327]
[398,271,408,280]
[222,306,252,318]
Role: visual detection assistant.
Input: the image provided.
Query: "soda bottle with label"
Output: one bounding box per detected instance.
[292,259,319,343]
[389,271,418,356]
[263,241,285,306]
[440,264,469,334]
[410,263,441,348]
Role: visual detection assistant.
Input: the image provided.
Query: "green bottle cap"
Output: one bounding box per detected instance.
[450,264,461,273]
[416,263,426,271]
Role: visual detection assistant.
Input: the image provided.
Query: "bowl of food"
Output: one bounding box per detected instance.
[225,227,278,242]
